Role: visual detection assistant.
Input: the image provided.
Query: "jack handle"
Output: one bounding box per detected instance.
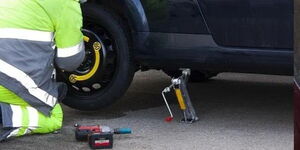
[162,84,175,122]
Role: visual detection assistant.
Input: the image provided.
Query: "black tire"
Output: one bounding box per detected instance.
[62,5,135,110]
[164,70,218,82]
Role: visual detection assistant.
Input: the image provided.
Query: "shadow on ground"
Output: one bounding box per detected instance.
[63,71,293,125]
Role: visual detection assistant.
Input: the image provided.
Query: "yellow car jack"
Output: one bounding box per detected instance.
[162,69,199,124]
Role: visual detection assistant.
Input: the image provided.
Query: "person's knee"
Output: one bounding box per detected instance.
[33,104,63,134]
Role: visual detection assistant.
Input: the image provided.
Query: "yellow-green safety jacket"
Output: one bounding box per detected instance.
[0,0,84,140]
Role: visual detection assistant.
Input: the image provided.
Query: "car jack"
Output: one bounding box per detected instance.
[162,69,199,124]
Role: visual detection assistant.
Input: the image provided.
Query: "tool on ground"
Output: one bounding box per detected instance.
[74,124,132,149]
[162,69,199,123]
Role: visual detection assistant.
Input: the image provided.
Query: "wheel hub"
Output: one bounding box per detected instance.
[69,40,103,83]
[59,28,117,94]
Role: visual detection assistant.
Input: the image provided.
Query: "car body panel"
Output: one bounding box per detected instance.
[133,32,293,75]
[139,0,209,34]
[85,0,293,75]
[198,0,293,49]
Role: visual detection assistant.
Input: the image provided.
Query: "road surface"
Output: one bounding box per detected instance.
[0,71,293,150]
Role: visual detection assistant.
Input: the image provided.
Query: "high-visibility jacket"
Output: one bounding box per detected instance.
[0,0,85,140]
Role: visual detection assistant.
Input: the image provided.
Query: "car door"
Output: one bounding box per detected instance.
[197,0,293,49]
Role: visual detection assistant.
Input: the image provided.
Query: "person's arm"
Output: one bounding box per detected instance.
[54,0,85,72]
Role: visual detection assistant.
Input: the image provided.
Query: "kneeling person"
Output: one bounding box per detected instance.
[0,0,86,140]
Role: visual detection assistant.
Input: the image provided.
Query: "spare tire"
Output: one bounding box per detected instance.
[60,5,135,110]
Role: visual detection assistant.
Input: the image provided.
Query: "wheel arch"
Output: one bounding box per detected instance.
[83,0,149,33]
[82,0,148,67]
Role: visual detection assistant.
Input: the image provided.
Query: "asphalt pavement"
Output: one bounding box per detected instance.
[0,71,293,150]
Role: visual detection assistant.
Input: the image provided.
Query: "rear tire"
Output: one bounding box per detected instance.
[62,5,135,110]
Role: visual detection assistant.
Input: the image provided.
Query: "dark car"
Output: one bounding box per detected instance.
[59,0,293,110]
